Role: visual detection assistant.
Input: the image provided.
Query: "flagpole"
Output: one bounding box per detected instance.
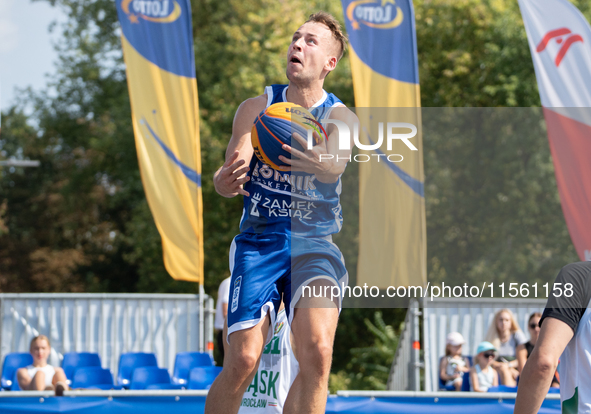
[199,281,205,353]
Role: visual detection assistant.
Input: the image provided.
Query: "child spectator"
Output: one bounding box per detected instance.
[439,332,471,391]
[470,341,499,392]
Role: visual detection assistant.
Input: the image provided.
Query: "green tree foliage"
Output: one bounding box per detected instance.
[414,0,581,286]
[330,311,400,391]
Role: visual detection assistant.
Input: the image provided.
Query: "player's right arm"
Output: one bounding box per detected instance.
[213,95,267,198]
[514,318,572,413]
[514,262,591,414]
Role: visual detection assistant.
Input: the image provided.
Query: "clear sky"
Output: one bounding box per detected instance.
[0,0,65,112]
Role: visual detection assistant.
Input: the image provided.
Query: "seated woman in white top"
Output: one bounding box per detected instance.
[17,335,68,394]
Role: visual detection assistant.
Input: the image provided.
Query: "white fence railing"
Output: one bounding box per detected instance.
[422,298,547,392]
[387,299,422,391]
[0,293,215,376]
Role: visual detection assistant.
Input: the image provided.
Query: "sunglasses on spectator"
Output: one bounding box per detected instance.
[529,323,539,329]
[483,352,495,358]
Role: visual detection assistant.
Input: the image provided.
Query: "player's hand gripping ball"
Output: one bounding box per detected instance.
[251,102,327,170]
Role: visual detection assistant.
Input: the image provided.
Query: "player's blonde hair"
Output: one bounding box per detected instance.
[305,12,348,61]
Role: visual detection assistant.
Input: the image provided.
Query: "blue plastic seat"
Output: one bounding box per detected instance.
[11,372,21,391]
[62,352,102,383]
[487,385,518,392]
[171,352,214,385]
[116,353,158,388]
[1,353,33,390]
[71,367,120,389]
[461,371,471,391]
[130,367,172,390]
[548,387,560,394]
[188,366,222,390]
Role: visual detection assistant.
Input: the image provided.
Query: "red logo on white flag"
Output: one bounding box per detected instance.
[536,27,584,67]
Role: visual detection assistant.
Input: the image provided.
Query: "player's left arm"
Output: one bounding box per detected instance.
[279,105,358,183]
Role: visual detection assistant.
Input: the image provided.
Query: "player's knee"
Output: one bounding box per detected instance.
[228,349,259,376]
[299,340,333,376]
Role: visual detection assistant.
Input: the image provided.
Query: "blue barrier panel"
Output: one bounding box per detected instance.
[0,395,559,413]
[0,396,206,414]
[326,396,561,414]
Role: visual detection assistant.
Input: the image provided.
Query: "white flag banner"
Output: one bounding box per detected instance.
[519,0,591,263]
[519,0,591,110]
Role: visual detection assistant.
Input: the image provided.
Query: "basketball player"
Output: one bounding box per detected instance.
[514,261,591,413]
[206,11,357,414]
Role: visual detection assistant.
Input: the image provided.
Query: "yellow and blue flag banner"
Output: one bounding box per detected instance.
[342,0,426,288]
[116,0,203,283]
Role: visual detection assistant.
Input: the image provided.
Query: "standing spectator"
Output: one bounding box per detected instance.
[470,341,498,392]
[524,312,559,388]
[215,276,231,366]
[17,335,68,395]
[439,332,470,391]
[484,308,527,386]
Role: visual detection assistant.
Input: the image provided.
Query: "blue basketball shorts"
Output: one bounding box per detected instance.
[226,232,348,342]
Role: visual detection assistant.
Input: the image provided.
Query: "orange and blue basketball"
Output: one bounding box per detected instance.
[251,102,326,170]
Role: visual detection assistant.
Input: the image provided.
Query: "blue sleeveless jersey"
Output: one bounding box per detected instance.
[240,84,344,237]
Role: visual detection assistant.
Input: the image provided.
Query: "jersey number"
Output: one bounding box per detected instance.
[263,337,281,355]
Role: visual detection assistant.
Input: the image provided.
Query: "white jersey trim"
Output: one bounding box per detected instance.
[289,252,349,323]
[264,86,274,109]
[229,237,237,274]
[227,301,277,346]
[281,86,328,108]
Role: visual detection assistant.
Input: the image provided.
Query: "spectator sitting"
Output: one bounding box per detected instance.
[470,341,499,392]
[17,335,68,396]
[439,332,471,391]
[525,311,559,388]
[485,308,527,386]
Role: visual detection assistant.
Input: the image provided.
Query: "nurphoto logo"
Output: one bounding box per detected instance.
[306,120,418,164]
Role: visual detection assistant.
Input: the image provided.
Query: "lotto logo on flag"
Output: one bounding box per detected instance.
[120,0,182,23]
[116,0,204,283]
[340,0,426,289]
[346,0,404,30]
